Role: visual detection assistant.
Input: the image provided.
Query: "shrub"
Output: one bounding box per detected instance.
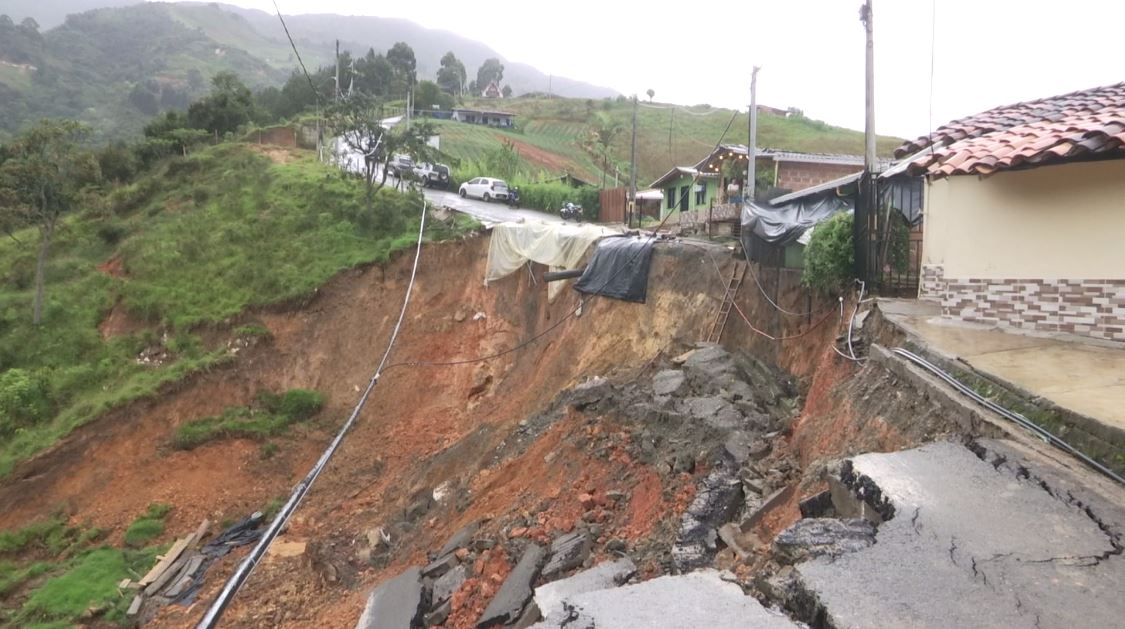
[124,502,171,547]
[801,212,854,294]
[173,388,324,450]
[0,369,52,436]
[95,221,128,245]
[274,389,325,420]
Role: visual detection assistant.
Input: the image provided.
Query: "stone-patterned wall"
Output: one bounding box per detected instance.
[919,264,1125,342]
[775,162,859,191]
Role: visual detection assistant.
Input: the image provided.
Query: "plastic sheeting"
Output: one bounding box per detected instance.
[574,236,655,303]
[486,222,617,299]
[741,195,853,245]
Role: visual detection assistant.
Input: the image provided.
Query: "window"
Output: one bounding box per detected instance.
[666,187,677,209]
[695,183,707,205]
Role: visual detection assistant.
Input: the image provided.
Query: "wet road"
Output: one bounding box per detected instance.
[421,187,562,226]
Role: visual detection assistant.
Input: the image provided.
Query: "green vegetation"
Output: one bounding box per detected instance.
[801,212,855,294]
[0,517,95,558]
[0,560,51,597]
[15,546,160,626]
[0,141,436,477]
[122,503,171,548]
[173,388,325,450]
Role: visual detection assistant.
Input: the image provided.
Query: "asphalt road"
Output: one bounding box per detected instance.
[421,187,563,226]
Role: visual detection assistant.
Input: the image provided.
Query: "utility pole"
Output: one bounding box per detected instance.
[629,94,639,228]
[548,75,553,99]
[862,0,876,171]
[858,0,877,284]
[334,39,341,102]
[745,66,761,203]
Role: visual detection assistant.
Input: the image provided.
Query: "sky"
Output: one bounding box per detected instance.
[166,0,1124,139]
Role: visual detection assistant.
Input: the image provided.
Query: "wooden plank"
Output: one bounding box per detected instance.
[187,519,211,549]
[164,575,194,599]
[126,594,144,617]
[161,554,204,597]
[137,537,191,587]
[144,554,188,596]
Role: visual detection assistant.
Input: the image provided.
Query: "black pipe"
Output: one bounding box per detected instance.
[543,268,586,282]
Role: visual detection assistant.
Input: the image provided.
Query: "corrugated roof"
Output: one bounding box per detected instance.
[650,166,699,188]
[898,83,1125,177]
[768,171,863,205]
[692,145,885,171]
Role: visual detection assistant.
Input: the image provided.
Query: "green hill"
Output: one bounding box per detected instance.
[437,97,902,186]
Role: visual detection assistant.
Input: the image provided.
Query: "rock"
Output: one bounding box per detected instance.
[454,310,468,323]
[533,557,637,622]
[424,599,452,626]
[742,487,791,533]
[722,431,754,464]
[509,527,528,539]
[670,349,696,365]
[439,522,479,556]
[577,493,596,509]
[748,439,771,460]
[455,548,471,560]
[652,370,687,397]
[432,564,467,606]
[355,566,423,629]
[477,543,545,628]
[605,539,627,553]
[511,601,542,629]
[682,345,737,380]
[772,518,876,564]
[541,532,591,579]
[717,523,752,560]
[680,396,744,431]
[365,527,389,549]
[532,570,797,628]
[604,490,628,504]
[422,553,459,579]
[472,539,496,551]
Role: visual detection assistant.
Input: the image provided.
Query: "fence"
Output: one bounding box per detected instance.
[599,187,627,223]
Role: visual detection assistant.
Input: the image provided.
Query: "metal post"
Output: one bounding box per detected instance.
[629,94,638,228]
[746,66,761,203]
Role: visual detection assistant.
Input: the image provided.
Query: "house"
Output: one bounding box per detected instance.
[451,108,516,128]
[652,145,886,218]
[482,80,503,98]
[903,82,1125,342]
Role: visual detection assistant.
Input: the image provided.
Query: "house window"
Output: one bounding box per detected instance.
[695,183,707,205]
[666,187,677,209]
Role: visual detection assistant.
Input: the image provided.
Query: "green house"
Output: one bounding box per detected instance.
[650,167,721,219]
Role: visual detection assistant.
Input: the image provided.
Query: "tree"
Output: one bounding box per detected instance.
[414,80,453,111]
[354,48,393,97]
[501,85,513,98]
[590,112,622,189]
[0,120,100,324]
[476,58,504,92]
[435,51,467,95]
[187,72,257,136]
[386,42,417,97]
[328,93,388,205]
[143,111,208,157]
[646,88,655,102]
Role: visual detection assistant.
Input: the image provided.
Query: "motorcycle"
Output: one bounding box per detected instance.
[560,202,583,222]
[506,186,520,208]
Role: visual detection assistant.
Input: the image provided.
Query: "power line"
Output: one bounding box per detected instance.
[272,0,321,104]
[196,198,429,629]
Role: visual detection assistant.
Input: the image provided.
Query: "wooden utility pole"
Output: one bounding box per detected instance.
[629,94,639,227]
[746,66,761,203]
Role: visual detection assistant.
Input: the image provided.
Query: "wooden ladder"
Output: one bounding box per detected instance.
[706,261,747,344]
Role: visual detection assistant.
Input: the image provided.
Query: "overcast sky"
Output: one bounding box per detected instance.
[169,0,1124,139]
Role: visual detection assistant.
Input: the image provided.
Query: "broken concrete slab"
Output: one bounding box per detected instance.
[438,521,479,556]
[424,599,452,627]
[680,396,744,431]
[682,346,738,380]
[422,552,459,578]
[355,566,423,629]
[477,543,545,628]
[788,441,1125,629]
[431,564,467,606]
[532,570,798,628]
[771,518,875,564]
[652,370,686,397]
[534,557,636,622]
[672,468,743,572]
[541,532,591,579]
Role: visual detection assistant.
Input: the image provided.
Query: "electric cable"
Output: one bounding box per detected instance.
[196,198,429,629]
[891,347,1124,486]
[272,0,321,104]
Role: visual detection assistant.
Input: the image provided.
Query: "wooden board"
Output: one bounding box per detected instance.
[137,537,191,588]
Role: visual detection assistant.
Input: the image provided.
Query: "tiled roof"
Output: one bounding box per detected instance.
[898,83,1125,177]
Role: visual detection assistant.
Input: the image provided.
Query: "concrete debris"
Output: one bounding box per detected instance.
[355,566,423,629]
[534,557,637,623]
[541,532,592,579]
[652,369,687,398]
[772,518,876,564]
[478,543,545,628]
[672,468,743,572]
[722,431,754,464]
[741,487,790,533]
[797,490,834,518]
[422,552,459,578]
[472,311,487,321]
[531,570,798,629]
[784,442,1124,629]
[431,564,467,606]
[681,396,745,431]
[424,600,452,627]
[438,521,479,556]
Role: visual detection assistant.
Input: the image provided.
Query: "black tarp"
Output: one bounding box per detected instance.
[574,236,655,303]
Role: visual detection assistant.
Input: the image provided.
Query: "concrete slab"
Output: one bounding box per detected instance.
[533,570,798,629]
[533,557,636,622]
[478,543,544,628]
[879,299,1125,431]
[355,566,422,629]
[793,442,1125,629]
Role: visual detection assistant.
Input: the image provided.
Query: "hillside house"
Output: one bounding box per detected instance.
[482,80,503,98]
[451,108,516,128]
[903,82,1125,342]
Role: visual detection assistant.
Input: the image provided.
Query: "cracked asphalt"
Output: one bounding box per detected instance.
[793,440,1125,628]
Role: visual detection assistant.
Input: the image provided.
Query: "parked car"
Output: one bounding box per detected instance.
[413,162,451,189]
[459,177,510,202]
[387,154,414,177]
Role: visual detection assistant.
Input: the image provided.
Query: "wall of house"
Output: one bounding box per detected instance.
[661,176,719,217]
[919,159,1125,342]
[775,161,860,191]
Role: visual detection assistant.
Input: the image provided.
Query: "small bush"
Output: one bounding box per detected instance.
[123,503,171,547]
[95,221,128,245]
[801,212,854,294]
[0,369,52,437]
[275,389,325,420]
[172,388,324,450]
[234,324,272,339]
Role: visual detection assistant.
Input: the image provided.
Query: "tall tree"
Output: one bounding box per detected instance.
[435,51,467,95]
[328,93,387,207]
[646,88,655,102]
[475,58,504,92]
[414,80,453,111]
[353,48,393,97]
[187,72,257,136]
[590,112,623,189]
[0,120,100,324]
[386,42,417,97]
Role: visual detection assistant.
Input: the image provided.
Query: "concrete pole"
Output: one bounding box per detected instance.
[862,0,876,172]
[334,39,340,102]
[745,66,761,203]
[629,94,639,227]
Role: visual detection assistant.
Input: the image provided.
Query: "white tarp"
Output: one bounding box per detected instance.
[486,222,618,299]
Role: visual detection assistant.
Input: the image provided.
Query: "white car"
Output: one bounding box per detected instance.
[459,177,509,202]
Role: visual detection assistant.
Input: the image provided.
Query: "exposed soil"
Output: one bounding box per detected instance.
[501,136,588,179]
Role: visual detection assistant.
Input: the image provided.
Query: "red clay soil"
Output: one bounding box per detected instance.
[502,136,588,179]
[0,236,731,627]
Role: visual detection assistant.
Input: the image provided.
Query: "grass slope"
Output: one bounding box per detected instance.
[0,143,439,477]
